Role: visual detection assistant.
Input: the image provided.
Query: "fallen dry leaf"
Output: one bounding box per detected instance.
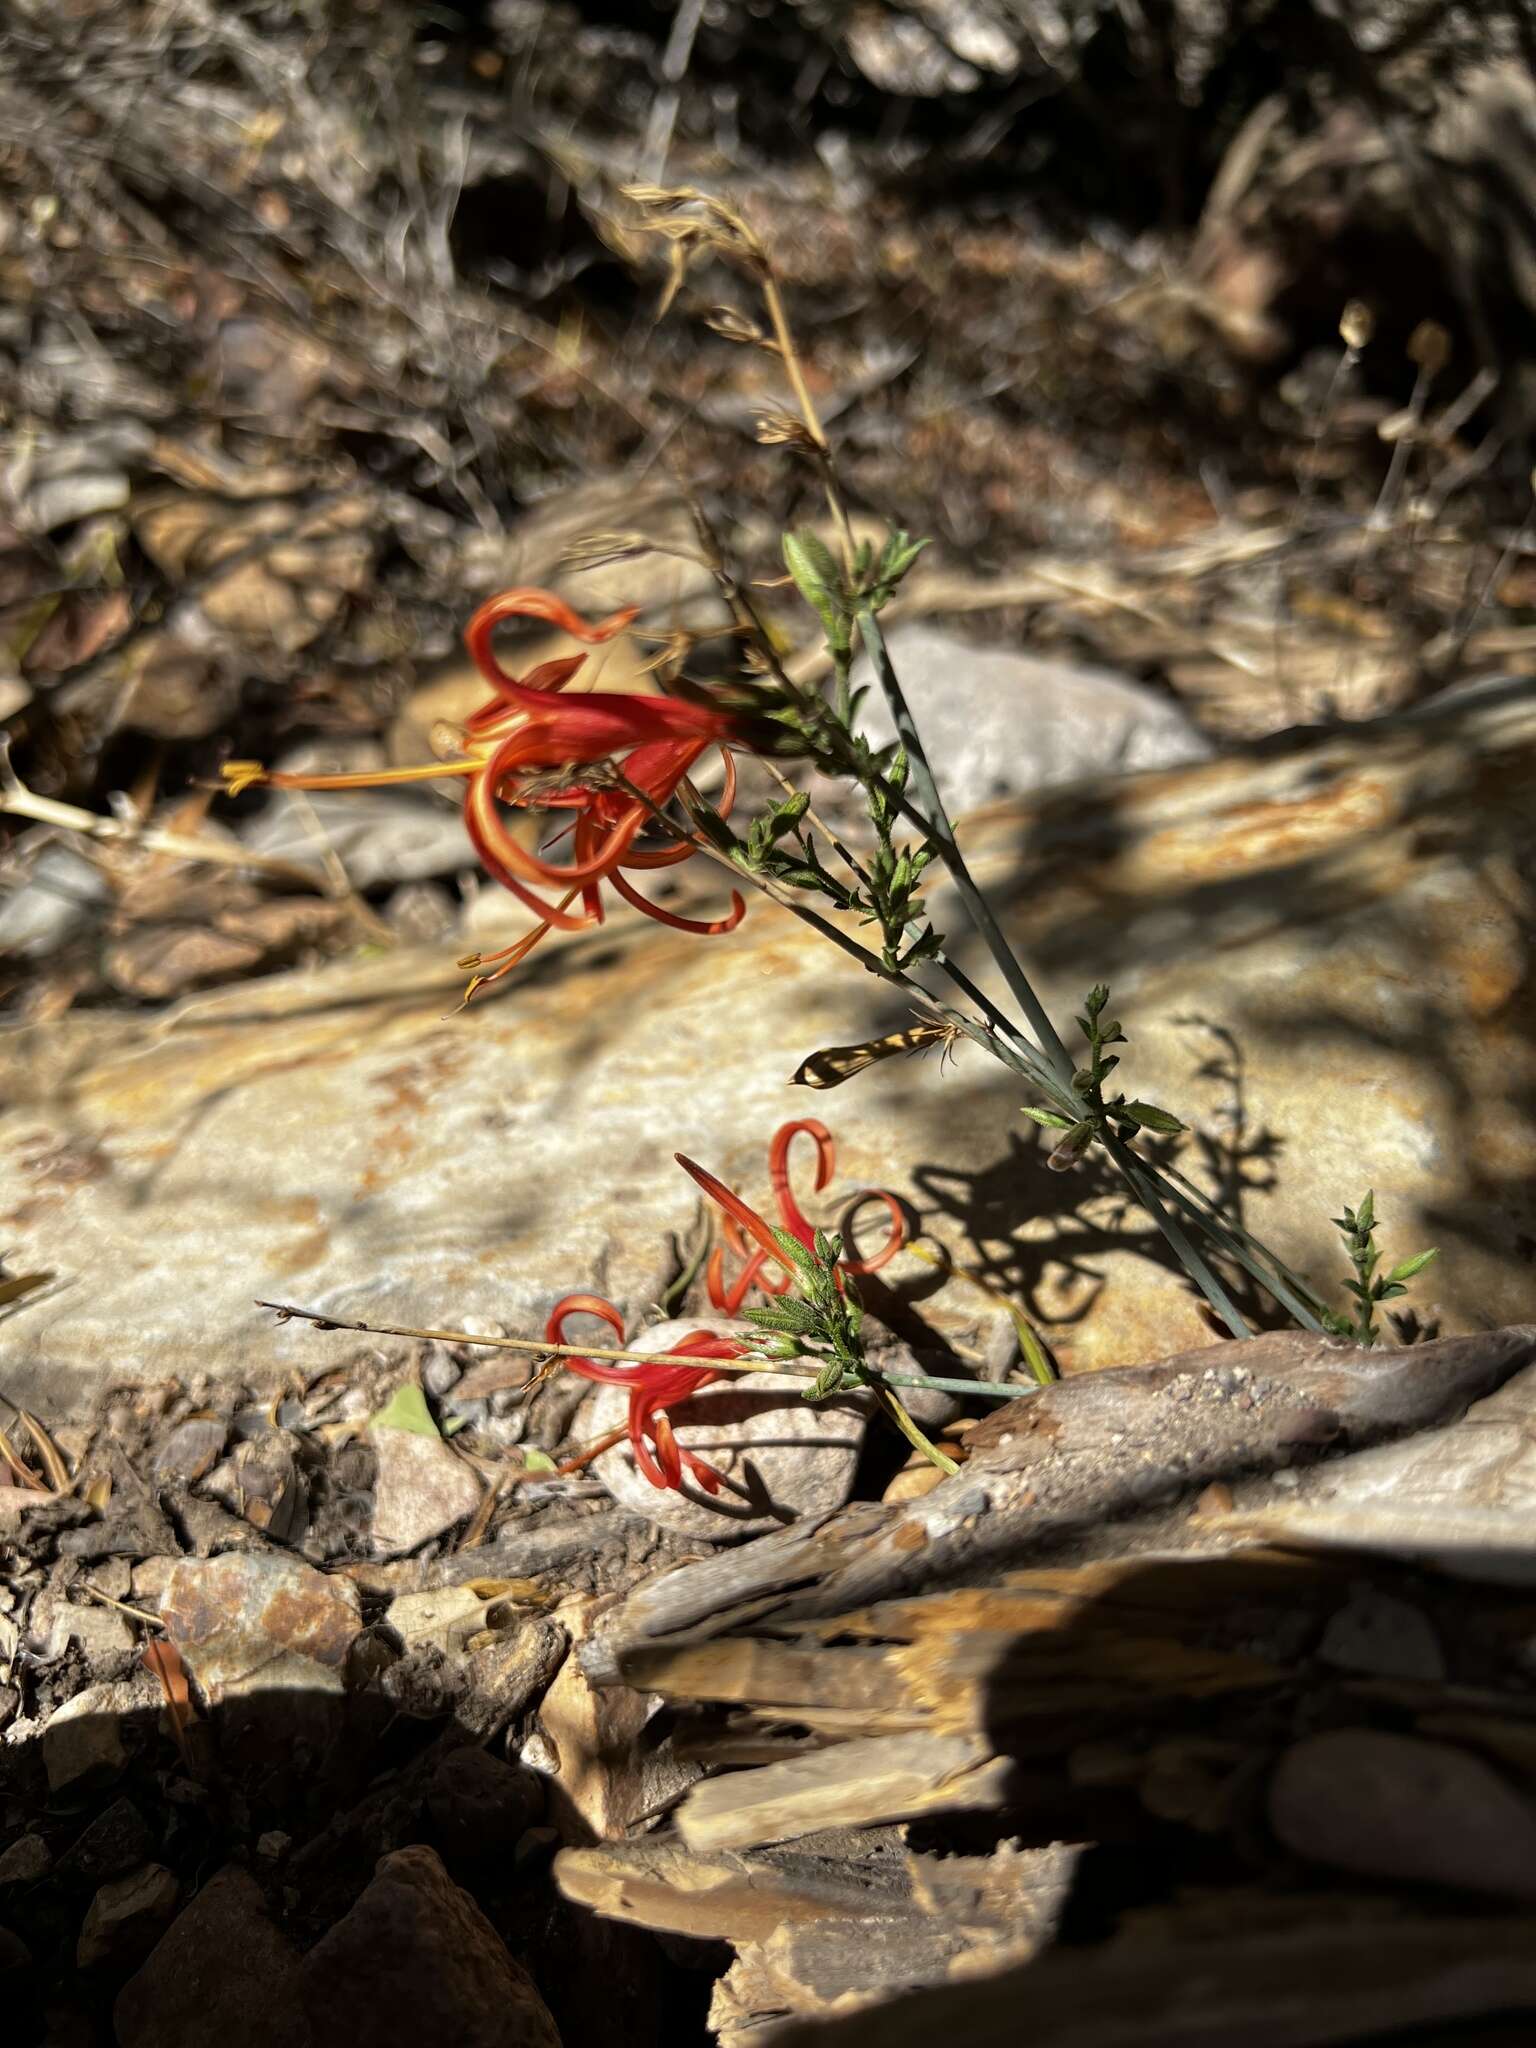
[142,1637,198,1766]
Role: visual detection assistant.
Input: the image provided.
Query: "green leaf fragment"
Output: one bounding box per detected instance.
[370,1384,441,1438]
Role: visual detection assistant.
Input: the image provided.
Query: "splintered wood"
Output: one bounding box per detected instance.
[552,1324,1536,2042]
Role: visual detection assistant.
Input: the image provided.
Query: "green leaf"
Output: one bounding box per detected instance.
[803,1357,847,1402]
[783,530,847,646]
[771,1227,823,1282]
[770,865,836,893]
[1021,1106,1074,1130]
[522,1447,557,1473]
[743,1297,823,1336]
[1118,1101,1187,1135]
[813,1228,843,1266]
[370,1384,440,1438]
[1355,1189,1376,1233]
[1385,1248,1438,1285]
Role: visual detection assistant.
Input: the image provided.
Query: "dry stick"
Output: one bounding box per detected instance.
[255,1300,1025,1403]
[0,748,329,893]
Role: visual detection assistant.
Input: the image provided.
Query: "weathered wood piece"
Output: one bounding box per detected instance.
[590,1324,1536,1661]
[762,1918,1536,2047]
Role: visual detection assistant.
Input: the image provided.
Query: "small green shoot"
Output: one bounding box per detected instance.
[1322,1190,1438,1345]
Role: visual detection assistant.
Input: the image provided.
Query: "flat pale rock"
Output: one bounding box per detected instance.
[43,1680,149,1792]
[1,683,1533,1413]
[852,622,1211,811]
[76,1862,178,1970]
[1226,1355,1536,1581]
[579,1321,867,1539]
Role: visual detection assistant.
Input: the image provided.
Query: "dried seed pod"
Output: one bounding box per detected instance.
[1339,299,1374,351]
[1408,320,1450,374]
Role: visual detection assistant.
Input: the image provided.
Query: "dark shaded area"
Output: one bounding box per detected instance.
[0,1680,704,2046]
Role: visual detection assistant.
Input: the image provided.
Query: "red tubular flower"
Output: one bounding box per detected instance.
[545,1294,747,1494]
[221,587,753,997]
[675,1119,907,1314]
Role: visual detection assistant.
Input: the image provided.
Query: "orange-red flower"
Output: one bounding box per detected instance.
[676,1119,906,1313]
[546,1294,746,1493]
[222,587,752,995]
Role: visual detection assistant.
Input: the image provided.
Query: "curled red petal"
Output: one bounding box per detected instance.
[837,1189,908,1275]
[650,1407,685,1489]
[621,744,737,871]
[608,868,746,936]
[628,1397,672,1489]
[465,588,639,692]
[770,1118,835,1245]
[467,739,651,892]
[679,1445,725,1494]
[546,1293,625,1346]
[544,1294,642,1386]
[705,1245,732,1314]
[465,654,587,733]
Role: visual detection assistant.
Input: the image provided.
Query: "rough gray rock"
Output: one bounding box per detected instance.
[368,1424,483,1554]
[299,1844,562,2047]
[115,1865,311,2048]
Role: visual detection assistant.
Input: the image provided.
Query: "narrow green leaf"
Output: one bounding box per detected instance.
[1021,1106,1074,1130]
[743,1297,823,1335]
[1119,1101,1187,1135]
[1385,1248,1437,1284]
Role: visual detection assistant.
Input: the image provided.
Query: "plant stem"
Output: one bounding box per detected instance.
[256,1298,1027,1401]
[1100,1133,1251,1338]
[1152,1158,1328,1332]
[867,1378,960,1474]
[855,609,1076,1082]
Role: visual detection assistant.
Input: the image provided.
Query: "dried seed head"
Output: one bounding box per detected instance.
[561,530,659,569]
[755,413,822,452]
[704,305,772,349]
[618,184,768,271]
[1408,320,1450,374]
[1339,299,1374,351]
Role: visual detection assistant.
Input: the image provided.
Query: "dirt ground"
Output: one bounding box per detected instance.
[4,4,1536,2045]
